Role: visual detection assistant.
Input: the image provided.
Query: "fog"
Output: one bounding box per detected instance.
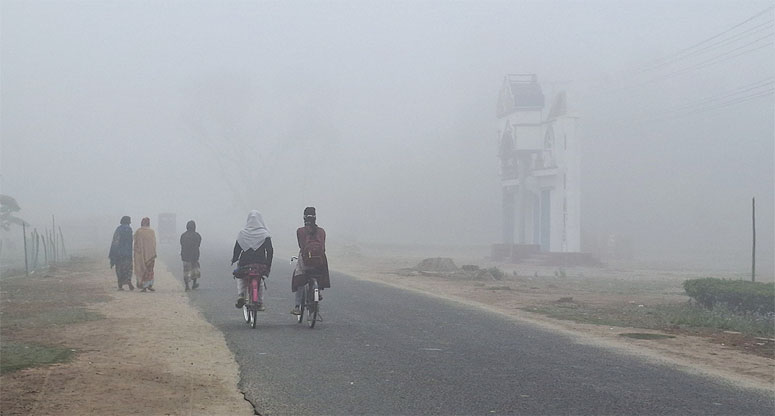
[1,1,773,275]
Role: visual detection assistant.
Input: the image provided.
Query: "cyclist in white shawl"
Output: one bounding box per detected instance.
[231,210,273,310]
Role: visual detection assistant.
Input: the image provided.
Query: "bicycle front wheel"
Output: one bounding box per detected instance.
[307,280,318,328]
[297,288,306,324]
[307,301,318,328]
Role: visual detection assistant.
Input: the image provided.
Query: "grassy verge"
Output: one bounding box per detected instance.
[0,342,74,374]
[0,260,108,374]
[528,302,774,338]
[2,307,104,329]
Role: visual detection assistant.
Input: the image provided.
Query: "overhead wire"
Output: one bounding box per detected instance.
[666,78,774,113]
[682,89,773,114]
[635,6,774,73]
[584,7,775,97]
[641,34,773,85]
[564,6,775,128]
[643,88,774,123]
[638,20,773,73]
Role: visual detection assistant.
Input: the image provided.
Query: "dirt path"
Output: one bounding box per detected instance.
[0,258,253,416]
[331,254,775,393]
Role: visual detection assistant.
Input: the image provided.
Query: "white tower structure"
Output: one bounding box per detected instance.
[497,74,580,253]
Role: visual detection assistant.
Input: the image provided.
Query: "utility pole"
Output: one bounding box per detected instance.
[751,197,756,282]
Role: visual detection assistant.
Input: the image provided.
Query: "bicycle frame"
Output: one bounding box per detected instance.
[290,256,322,328]
[234,263,267,329]
[244,275,262,305]
[306,277,320,302]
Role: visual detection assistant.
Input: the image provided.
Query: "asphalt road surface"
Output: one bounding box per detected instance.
[160,246,774,415]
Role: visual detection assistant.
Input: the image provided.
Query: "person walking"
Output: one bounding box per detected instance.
[109,216,134,291]
[180,220,202,291]
[134,217,157,292]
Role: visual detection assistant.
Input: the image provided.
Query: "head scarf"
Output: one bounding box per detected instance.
[141,217,150,227]
[120,216,131,225]
[186,220,196,232]
[237,210,271,251]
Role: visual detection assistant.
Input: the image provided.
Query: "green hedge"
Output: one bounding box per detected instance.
[683,278,775,314]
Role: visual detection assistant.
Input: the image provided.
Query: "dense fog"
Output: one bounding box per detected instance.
[1,1,772,275]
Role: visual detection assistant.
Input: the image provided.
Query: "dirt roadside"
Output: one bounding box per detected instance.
[331,253,775,393]
[0,257,253,416]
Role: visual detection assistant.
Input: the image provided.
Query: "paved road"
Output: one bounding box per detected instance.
[161,247,774,415]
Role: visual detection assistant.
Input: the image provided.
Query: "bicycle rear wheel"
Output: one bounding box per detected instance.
[250,309,257,329]
[242,283,252,325]
[242,306,250,323]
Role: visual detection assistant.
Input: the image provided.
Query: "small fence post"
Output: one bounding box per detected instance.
[22,222,29,276]
[42,234,48,266]
[59,226,67,259]
[752,197,756,283]
[45,229,50,264]
[48,229,54,264]
[34,230,40,270]
[51,215,56,263]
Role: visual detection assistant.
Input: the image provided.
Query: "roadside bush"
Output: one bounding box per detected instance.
[487,267,505,281]
[683,278,775,314]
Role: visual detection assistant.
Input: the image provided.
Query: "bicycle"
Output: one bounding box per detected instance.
[233,263,267,329]
[291,256,322,328]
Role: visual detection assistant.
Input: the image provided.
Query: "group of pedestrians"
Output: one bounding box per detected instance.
[107,207,330,314]
[108,216,159,292]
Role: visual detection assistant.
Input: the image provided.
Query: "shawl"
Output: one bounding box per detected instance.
[134,225,157,267]
[237,210,271,251]
[109,224,133,262]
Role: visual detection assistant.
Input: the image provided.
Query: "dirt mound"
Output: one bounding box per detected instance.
[415,257,458,272]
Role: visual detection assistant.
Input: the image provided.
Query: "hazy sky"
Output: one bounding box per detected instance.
[1,1,773,273]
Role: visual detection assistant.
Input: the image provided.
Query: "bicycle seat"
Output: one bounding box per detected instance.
[234,263,268,277]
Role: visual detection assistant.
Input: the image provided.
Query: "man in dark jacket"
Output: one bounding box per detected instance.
[180,220,202,291]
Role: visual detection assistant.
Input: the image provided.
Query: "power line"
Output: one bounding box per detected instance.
[636,6,774,73]
[640,35,773,85]
[676,89,773,117]
[639,20,773,73]
[587,8,775,96]
[667,78,774,113]
[647,88,773,122]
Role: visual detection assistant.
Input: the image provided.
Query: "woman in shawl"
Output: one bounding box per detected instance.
[231,210,273,310]
[134,217,157,292]
[109,216,134,291]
